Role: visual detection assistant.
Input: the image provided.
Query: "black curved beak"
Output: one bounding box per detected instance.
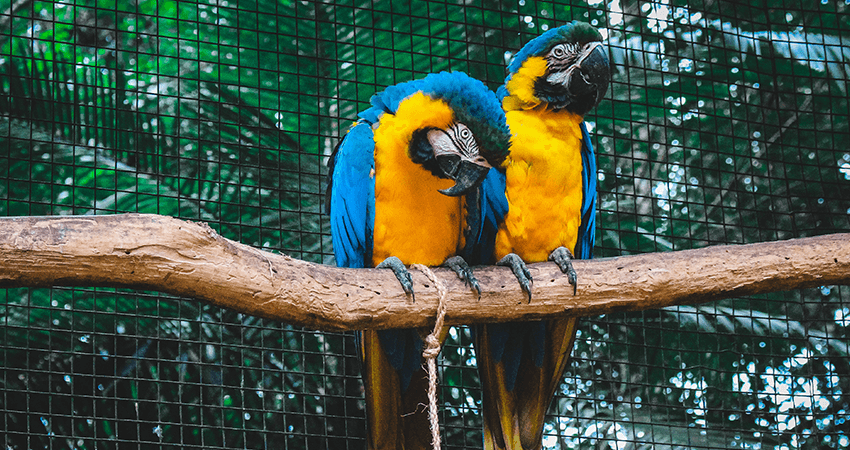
[573,43,610,107]
[436,155,491,197]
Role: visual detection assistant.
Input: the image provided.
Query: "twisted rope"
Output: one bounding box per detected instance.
[411,264,448,450]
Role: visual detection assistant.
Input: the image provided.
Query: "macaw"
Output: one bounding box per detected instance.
[325,71,512,450]
[471,22,610,450]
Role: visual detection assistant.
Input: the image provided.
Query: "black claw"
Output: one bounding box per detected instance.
[549,246,578,295]
[376,256,415,301]
[442,256,481,299]
[497,253,533,302]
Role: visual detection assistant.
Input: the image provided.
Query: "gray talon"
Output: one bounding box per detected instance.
[497,253,533,302]
[549,246,578,295]
[376,256,415,300]
[442,255,481,299]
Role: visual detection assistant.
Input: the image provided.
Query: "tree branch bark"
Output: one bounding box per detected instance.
[0,214,848,331]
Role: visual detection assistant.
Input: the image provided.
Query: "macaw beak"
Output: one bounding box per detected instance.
[573,42,610,107]
[425,126,493,197]
[435,154,491,197]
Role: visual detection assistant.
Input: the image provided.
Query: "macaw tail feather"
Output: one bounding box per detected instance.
[361,326,453,450]
[476,317,579,450]
[361,329,431,450]
[477,324,523,450]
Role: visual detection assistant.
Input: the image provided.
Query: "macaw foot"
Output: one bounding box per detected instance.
[441,255,481,299]
[376,256,415,300]
[496,253,532,302]
[549,246,578,295]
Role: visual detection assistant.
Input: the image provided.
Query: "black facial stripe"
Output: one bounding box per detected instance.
[548,60,574,73]
[445,124,479,159]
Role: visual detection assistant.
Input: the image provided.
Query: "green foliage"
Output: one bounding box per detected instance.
[1,0,849,448]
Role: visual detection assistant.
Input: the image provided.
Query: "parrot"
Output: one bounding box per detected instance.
[470,21,611,450]
[325,71,512,450]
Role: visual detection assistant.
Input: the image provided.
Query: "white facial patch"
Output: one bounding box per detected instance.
[427,129,458,158]
[547,69,573,86]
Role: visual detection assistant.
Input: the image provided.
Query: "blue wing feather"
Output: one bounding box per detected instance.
[328,122,376,268]
[575,121,597,260]
[481,169,509,262]
[464,168,508,266]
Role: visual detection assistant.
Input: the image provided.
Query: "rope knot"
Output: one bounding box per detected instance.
[422,335,441,358]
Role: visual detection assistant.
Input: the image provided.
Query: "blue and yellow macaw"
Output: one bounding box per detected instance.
[471,22,610,450]
[325,71,512,450]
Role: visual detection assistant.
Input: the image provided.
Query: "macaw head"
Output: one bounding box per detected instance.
[502,21,610,115]
[410,122,492,196]
[395,72,512,196]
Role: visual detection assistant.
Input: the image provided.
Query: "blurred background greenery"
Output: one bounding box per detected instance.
[1,0,848,448]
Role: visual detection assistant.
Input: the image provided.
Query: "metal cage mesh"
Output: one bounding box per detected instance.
[1,0,849,448]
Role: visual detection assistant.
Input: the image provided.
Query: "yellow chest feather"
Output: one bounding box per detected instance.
[370,98,465,267]
[495,108,585,262]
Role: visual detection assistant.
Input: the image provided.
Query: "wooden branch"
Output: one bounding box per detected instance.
[0,214,848,331]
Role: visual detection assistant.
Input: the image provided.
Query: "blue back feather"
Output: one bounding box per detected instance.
[360,72,505,128]
[358,72,511,164]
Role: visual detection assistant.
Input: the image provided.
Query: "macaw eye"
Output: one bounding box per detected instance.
[459,127,472,140]
[551,44,566,59]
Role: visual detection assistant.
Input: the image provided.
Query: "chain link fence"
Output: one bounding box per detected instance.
[2,0,849,448]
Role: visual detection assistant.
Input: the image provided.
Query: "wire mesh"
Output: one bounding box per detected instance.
[1,0,849,448]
